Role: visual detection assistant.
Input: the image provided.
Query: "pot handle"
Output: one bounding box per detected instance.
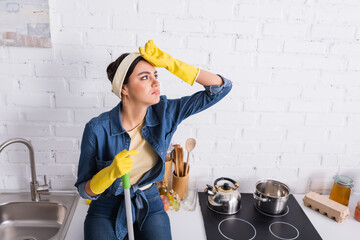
[253,192,270,202]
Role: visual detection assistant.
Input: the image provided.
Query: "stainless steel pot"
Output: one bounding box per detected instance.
[253,179,290,215]
[205,177,241,215]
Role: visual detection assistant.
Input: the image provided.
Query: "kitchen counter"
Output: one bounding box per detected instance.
[66,193,360,240]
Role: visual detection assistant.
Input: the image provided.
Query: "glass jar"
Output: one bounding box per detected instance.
[329,175,353,206]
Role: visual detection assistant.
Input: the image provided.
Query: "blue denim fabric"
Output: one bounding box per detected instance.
[84,183,171,240]
[75,75,232,239]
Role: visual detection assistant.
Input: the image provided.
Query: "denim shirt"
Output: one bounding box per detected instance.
[75,76,232,200]
[75,76,232,239]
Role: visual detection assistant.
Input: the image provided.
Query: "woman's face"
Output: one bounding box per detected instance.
[122,60,160,106]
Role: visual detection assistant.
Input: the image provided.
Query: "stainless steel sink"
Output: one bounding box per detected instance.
[0,192,79,240]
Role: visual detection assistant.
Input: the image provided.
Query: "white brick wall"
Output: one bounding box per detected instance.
[0,0,359,194]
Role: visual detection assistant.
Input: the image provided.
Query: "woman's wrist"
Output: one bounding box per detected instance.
[85,179,98,197]
[195,69,223,86]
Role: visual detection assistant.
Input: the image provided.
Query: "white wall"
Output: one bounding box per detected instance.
[0,0,359,194]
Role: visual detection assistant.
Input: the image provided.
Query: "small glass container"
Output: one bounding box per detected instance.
[355,201,360,222]
[172,193,181,211]
[182,177,198,211]
[329,175,353,206]
[182,189,197,211]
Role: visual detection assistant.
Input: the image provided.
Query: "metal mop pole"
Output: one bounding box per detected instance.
[123,173,134,240]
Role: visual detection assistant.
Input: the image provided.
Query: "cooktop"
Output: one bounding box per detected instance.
[199,193,322,240]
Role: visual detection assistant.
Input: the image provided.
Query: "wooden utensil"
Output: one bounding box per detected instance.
[175,150,180,177]
[172,144,181,177]
[164,154,172,187]
[185,138,196,176]
[179,147,184,176]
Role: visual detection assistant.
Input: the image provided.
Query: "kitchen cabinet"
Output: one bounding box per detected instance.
[65,193,359,239]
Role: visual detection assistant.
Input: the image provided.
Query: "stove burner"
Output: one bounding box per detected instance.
[269,222,299,240]
[218,218,256,240]
[254,204,289,217]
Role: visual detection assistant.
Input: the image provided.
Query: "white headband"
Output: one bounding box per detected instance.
[112,52,141,99]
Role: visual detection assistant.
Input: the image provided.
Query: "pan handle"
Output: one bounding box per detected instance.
[253,192,270,202]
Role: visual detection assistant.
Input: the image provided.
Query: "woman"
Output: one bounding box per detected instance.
[75,40,232,240]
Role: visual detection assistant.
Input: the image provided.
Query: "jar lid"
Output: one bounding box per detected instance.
[334,175,353,187]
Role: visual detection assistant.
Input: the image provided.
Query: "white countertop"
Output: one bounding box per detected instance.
[65,193,360,240]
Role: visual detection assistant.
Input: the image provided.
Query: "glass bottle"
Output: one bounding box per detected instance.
[329,175,353,206]
[168,189,174,207]
[172,193,180,211]
[355,201,360,222]
[158,181,168,196]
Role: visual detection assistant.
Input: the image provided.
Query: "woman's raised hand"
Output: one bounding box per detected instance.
[139,40,172,69]
[139,40,199,86]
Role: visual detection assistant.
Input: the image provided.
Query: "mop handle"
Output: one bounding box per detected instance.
[123,173,131,189]
[123,173,134,240]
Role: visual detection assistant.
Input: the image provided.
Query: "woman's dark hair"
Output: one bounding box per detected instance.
[106,53,145,85]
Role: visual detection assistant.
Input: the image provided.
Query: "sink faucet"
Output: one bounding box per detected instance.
[0,138,49,201]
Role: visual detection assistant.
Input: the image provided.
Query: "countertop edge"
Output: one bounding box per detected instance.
[65,193,360,240]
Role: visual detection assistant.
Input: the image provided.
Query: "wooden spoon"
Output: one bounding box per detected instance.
[185,138,196,176]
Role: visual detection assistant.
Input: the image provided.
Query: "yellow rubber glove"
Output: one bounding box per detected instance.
[89,149,139,195]
[139,40,199,86]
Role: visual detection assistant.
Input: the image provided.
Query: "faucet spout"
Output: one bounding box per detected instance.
[0,138,48,201]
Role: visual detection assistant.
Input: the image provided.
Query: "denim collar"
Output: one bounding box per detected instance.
[110,102,159,136]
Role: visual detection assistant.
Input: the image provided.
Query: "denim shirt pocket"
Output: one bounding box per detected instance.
[95,158,120,196]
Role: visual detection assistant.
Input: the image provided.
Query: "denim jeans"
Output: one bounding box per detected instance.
[84,184,172,240]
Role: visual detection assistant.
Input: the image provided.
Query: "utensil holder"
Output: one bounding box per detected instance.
[172,166,189,200]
